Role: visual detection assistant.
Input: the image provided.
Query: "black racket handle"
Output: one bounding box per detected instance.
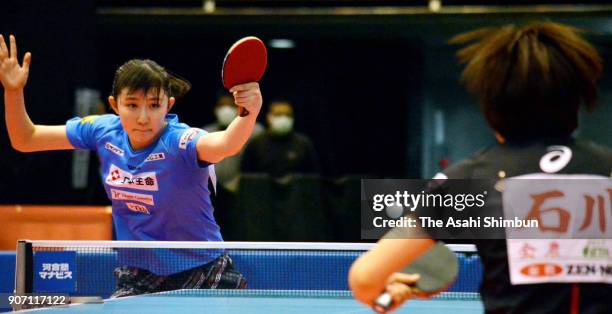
[238,106,249,117]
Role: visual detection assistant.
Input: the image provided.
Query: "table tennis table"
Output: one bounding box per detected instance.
[16,290,483,313]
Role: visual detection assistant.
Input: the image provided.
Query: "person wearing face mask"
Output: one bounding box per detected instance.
[203,95,264,191]
[241,100,319,179]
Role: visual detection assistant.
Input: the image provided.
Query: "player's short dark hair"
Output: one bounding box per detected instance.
[450,21,602,140]
[111,59,191,99]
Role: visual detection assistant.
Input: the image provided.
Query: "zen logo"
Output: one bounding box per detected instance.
[105,164,158,191]
[179,128,201,150]
[105,142,124,156]
[145,152,165,162]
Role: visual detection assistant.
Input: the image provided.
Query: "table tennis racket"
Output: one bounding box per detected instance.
[373,241,458,313]
[221,36,267,117]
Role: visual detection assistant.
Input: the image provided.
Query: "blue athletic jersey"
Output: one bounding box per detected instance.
[66,114,222,274]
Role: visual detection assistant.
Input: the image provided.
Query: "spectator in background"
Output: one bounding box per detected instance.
[241,100,319,180]
[204,95,264,191]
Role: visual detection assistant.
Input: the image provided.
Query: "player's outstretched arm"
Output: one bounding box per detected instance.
[0,35,73,152]
[349,238,435,307]
[196,82,262,163]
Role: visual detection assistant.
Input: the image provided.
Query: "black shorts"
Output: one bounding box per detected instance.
[110,253,247,298]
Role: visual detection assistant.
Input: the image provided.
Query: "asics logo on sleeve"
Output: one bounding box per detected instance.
[539,146,572,173]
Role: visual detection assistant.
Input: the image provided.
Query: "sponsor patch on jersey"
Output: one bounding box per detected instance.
[126,202,150,214]
[508,239,612,285]
[79,115,99,125]
[110,189,154,205]
[520,263,563,277]
[105,142,125,156]
[105,164,158,191]
[179,128,201,150]
[145,152,165,162]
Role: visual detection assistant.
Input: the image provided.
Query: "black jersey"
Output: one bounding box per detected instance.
[441,138,612,314]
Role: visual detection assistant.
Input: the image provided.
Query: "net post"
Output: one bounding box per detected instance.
[14,240,33,295]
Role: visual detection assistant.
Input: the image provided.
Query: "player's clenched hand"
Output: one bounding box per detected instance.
[229,82,262,116]
[380,273,419,312]
[0,35,31,91]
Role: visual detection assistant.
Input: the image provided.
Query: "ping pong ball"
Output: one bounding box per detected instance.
[385,205,404,219]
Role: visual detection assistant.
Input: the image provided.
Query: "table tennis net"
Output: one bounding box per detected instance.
[15,241,481,300]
